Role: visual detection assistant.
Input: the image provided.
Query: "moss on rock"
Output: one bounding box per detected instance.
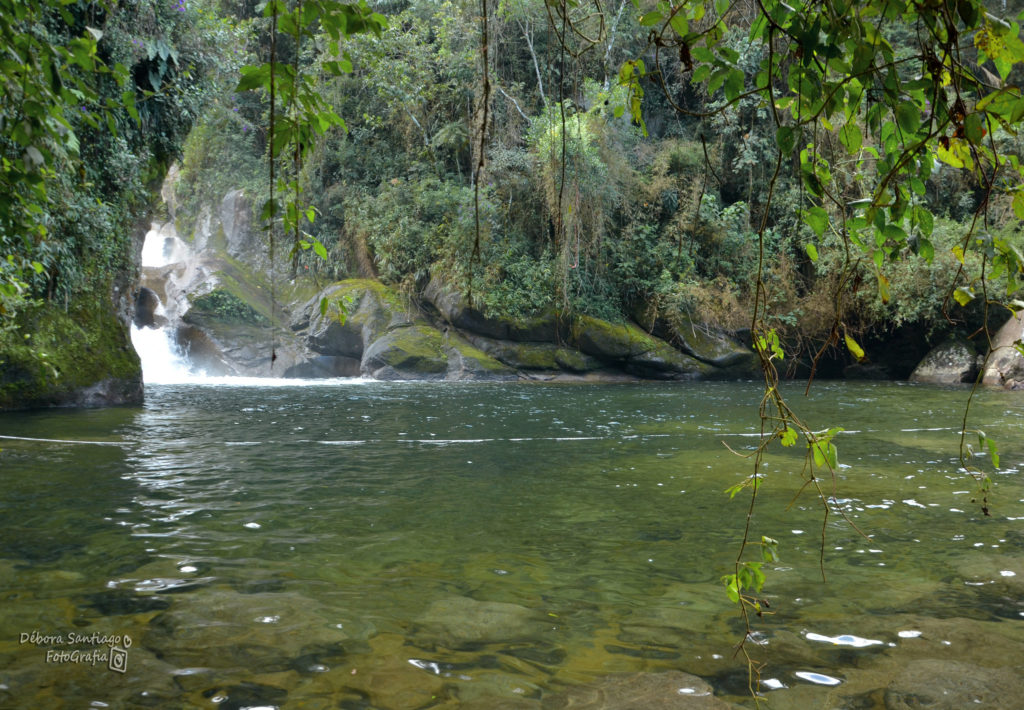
[0,296,142,409]
[361,325,449,379]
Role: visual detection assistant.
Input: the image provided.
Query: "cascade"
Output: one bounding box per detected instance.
[131,223,203,384]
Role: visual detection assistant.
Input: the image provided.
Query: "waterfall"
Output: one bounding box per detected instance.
[132,223,202,384]
[130,324,197,384]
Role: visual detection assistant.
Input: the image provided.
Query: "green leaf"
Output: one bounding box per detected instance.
[313,239,328,260]
[639,11,663,26]
[915,206,934,238]
[917,236,934,262]
[724,69,745,101]
[964,112,985,144]
[1012,192,1024,220]
[776,125,796,154]
[839,122,862,153]
[895,101,921,134]
[669,13,688,37]
[805,206,828,237]
[806,242,819,262]
[780,427,798,447]
[722,575,739,603]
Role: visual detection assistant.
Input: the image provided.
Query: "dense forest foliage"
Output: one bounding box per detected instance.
[170,0,1024,372]
[2,0,1024,384]
[0,0,238,400]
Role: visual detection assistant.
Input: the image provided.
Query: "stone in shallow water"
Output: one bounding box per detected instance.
[884,659,1024,709]
[202,680,287,710]
[541,670,733,709]
[83,589,171,616]
[416,596,549,647]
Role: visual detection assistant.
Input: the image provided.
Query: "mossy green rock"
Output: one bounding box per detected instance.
[471,337,603,373]
[298,279,416,359]
[0,297,142,409]
[661,315,757,373]
[446,334,519,380]
[570,315,712,378]
[361,325,449,379]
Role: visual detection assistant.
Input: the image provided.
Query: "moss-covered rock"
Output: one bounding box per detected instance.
[184,288,268,327]
[445,334,519,380]
[422,276,562,342]
[468,336,602,373]
[0,297,142,409]
[361,325,449,379]
[296,279,417,359]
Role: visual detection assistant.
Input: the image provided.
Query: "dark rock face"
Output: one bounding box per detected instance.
[909,337,979,384]
[133,287,165,329]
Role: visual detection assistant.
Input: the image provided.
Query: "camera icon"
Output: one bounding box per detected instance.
[108,646,129,674]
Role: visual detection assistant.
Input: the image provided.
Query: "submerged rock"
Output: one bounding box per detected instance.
[909,336,979,384]
[541,670,731,709]
[884,659,1024,709]
[416,596,549,647]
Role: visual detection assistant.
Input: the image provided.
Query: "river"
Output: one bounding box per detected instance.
[0,379,1021,708]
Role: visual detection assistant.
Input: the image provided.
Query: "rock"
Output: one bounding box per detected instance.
[283,355,361,378]
[883,659,1024,709]
[624,339,712,380]
[133,287,165,328]
[541,671,731,709]
[416,596,549,647]
[445,334,519,380]
[632,307,757,375]
[570,316,712,379]
[909,336,978,384]
[361,325,449,379]
[468,336,604,373]
[982,310,1024,389]
[219,189,255,262]
[298,280,415,359]
[422,276,562,342]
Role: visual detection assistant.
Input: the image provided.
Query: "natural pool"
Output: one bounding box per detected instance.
[0,380,1021,708]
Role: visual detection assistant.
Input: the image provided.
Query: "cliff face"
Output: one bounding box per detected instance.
[0,299,143,410]
[0,223,146,411]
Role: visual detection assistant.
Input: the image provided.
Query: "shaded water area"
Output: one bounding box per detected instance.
[1,381,1022,708]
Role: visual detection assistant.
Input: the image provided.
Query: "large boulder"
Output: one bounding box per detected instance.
[422,276,562,342]
[569,316,713,379]
[467,336,604,373]
[361,325,451,379]
[982,311,1024,389]
[634,307,757,375]
[359,325,516,380]
[909,336,979,384]
[295,279,415,360]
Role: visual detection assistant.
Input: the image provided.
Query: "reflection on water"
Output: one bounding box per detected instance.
[0,381,1022,708]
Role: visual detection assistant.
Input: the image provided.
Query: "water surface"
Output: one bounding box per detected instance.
[1,380,1022,708]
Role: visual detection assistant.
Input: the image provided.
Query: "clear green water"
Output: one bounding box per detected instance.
[0,381,1022,709]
